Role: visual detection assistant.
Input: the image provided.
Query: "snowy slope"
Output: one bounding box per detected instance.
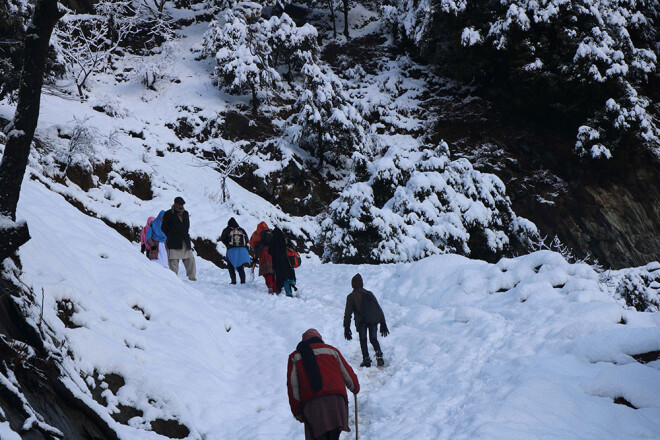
[1,6,659,439]
[7,176,660,440]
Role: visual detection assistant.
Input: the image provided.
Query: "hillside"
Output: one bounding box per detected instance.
[0,0,659,438]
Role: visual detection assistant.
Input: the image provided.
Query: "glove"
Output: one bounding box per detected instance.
[344,327,352,341]
[141,244,146,253]
[380,323,389,337]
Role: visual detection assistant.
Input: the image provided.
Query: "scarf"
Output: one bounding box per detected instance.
[296,336,323,392]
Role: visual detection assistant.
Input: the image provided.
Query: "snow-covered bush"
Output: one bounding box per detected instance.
[320,140,538,263]
[129,42,177,89]
[55,116,101,174]
[90,95,132,118]
[291,62,368,169]
[383,0,660,159]
[53,13,121,98]
[615,263,660,312]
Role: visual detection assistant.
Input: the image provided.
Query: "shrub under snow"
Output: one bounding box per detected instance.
[320,139,538,264]
[615,262,660,312]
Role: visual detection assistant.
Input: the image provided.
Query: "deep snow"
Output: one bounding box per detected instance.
[5,176,659,440]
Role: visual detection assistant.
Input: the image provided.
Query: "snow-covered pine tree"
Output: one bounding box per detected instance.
[291,62,367,170]
[383,0,660,159]
[263,13,318,82]
[320,140,538,263]
[203,2,281,115]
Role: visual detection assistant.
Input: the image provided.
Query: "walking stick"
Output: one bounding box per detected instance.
[354,393,358,440]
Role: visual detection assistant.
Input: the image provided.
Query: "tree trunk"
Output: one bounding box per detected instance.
[0,0,62,257]
[343,0,350,39]
[0,0,62,220]
[326,0,337,38]
[250,82,258,116]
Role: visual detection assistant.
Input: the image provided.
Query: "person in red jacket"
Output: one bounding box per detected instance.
[287,329,360,440]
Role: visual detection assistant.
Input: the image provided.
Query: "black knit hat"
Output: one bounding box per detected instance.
[174,196,185,205]
[352,273,363,289]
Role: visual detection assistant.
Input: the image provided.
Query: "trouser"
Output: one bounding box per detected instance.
[283,279,296,297]
[264,274,275,291]
[358,324,382,361]
[168,242,196,280]
[228,261,245,284]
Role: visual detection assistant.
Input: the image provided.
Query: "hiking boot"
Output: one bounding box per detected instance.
[360,359,372,368]
[230,280,237,285]
[376,356,385,367]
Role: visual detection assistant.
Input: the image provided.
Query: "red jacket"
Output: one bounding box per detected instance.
[286,342,360,417]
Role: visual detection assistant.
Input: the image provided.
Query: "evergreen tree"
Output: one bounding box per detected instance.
[384,0,660,159]
[320,141,537,263]
[292,62,367,169]
[203,2,281,115]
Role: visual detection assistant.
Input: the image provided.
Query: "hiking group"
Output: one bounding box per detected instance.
[221,218,300,296]
[287,275,390,439]
[141,197,391,440]
[140,198,301,296]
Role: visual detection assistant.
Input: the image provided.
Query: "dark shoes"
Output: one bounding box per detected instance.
[360,359,372,368]
[377,356,385,367]
[230,280,237,285]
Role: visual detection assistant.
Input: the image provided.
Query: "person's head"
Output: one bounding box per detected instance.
[173,196,185,210]
[302,328,322,342]
[228,217,239,228]
[352,273,363,289]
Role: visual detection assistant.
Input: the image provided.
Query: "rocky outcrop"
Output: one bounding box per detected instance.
[435,96,660,269]
[0,277,118,440]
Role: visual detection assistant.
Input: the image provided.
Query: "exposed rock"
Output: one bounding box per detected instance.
[0,277,119,440]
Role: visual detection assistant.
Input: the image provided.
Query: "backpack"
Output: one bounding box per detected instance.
[260,228,273,245]
[287,247,301,268]
[229,228,247,247]
[359,292,381,326]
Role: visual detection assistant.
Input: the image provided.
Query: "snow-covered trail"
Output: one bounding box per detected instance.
[10,178,660,440]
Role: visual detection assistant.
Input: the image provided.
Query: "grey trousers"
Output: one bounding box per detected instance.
[168,242,197,280]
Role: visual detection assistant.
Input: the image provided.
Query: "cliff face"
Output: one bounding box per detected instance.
[434,96,660,269]
[516,162,660,268]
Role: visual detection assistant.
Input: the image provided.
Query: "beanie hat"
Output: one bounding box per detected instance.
[302,328,322,342]
[174,196,185,205]
[351,273,363,289]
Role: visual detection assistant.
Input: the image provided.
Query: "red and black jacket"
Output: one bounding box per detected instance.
[286,342,360,417]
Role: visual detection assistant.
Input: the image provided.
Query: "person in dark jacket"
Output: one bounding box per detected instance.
[344,273,389,367]
[268,227,296,296]
[287,329,360,440]
[161,196,196,281]
[219,217,251,284]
